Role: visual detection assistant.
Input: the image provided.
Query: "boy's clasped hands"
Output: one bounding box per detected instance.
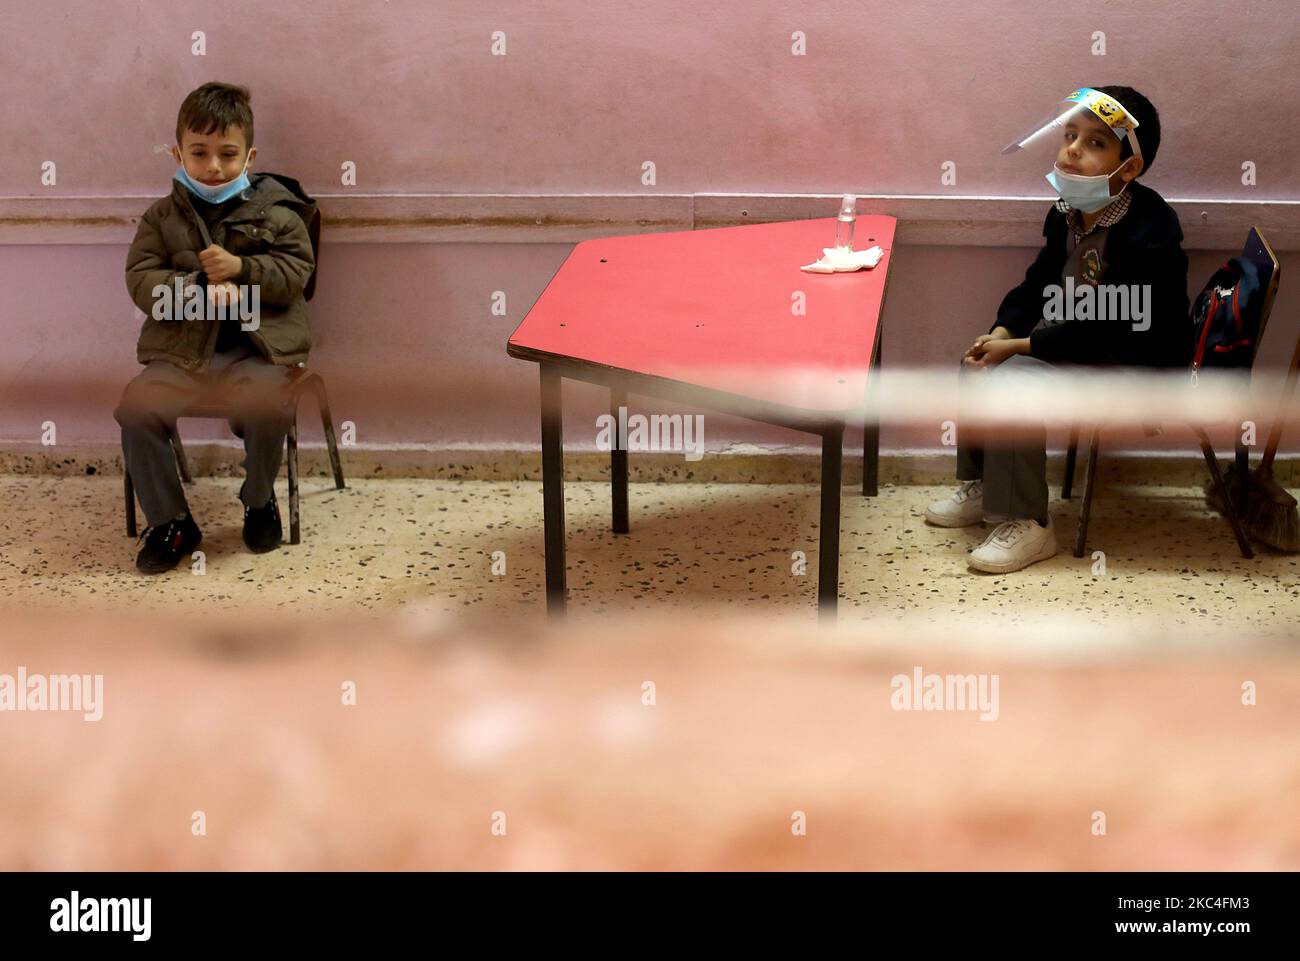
[963,326,1030,368]
[199,243,242,307]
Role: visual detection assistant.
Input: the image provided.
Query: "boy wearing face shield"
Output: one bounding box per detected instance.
[925,86,1191,573]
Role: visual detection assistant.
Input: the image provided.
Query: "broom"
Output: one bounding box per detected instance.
[1205,331,1300,551]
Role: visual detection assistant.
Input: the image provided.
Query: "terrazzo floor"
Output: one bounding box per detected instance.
[2,474,1297,635]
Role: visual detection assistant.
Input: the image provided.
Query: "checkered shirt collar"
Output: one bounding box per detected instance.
[1055,188,1133,241]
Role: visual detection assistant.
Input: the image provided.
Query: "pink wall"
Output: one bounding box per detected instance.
[7,0,1296,198]
[2,0,1298,453]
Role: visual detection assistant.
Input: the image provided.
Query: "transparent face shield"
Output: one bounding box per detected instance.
[1002,87,1142,162]
[1002,88,1142,212]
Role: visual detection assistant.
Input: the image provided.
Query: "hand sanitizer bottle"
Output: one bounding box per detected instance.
[834,194,856,251]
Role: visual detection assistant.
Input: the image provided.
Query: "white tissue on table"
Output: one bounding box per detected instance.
[800,245,884,273]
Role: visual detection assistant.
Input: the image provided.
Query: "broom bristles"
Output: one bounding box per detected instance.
[1204,469,1300,552]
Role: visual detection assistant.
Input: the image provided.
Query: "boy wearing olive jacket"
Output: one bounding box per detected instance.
[117,82,318,574]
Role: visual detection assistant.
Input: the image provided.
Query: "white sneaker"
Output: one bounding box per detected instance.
[925,480,986,528]
[968,518,1058,573]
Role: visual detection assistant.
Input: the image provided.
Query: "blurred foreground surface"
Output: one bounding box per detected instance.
[0,607,1295,871]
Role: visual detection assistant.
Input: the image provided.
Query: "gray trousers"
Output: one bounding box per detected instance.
[955,353,1053,524]
[115,345,295,527]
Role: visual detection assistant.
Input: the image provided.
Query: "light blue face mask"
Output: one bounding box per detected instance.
[1045,159,1133,214]
[174,155,251,204]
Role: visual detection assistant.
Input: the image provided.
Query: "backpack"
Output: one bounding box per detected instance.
[258,172,321,302]
[1189,229,1275,381]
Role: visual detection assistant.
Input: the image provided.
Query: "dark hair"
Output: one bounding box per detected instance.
[1091,85,1159,175]
[176,82,254,149]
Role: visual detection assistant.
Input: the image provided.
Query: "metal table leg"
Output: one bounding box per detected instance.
[863,328,882,496]
[819,424,844,621]
[540,365,568,614]
[611,384,629,534]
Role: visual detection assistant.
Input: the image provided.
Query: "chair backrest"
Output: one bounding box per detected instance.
[1243,226,1281,367]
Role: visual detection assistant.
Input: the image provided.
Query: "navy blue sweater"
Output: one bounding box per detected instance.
[992,180,1192,368]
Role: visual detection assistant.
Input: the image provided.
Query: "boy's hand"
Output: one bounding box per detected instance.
[199,244,242,284]
[963,326,1012,359]
[966,336,1029,368]
[206,281,240,309]
[963,326,1017,366]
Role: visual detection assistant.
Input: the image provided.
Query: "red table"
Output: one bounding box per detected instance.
[507,216,896,619]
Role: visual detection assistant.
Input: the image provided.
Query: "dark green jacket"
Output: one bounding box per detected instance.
[125,172,318,371]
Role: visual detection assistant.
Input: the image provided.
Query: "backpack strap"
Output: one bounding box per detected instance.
[302,205,321,302]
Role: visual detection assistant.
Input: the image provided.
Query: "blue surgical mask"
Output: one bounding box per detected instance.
[1045,160,1133,213]
[175,155,252,204]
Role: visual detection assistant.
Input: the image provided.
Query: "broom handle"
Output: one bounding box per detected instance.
[1259,325,1300,472]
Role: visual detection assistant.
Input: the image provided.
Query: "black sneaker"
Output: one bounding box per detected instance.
[135,513,202,574]
[242,490,283,553]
